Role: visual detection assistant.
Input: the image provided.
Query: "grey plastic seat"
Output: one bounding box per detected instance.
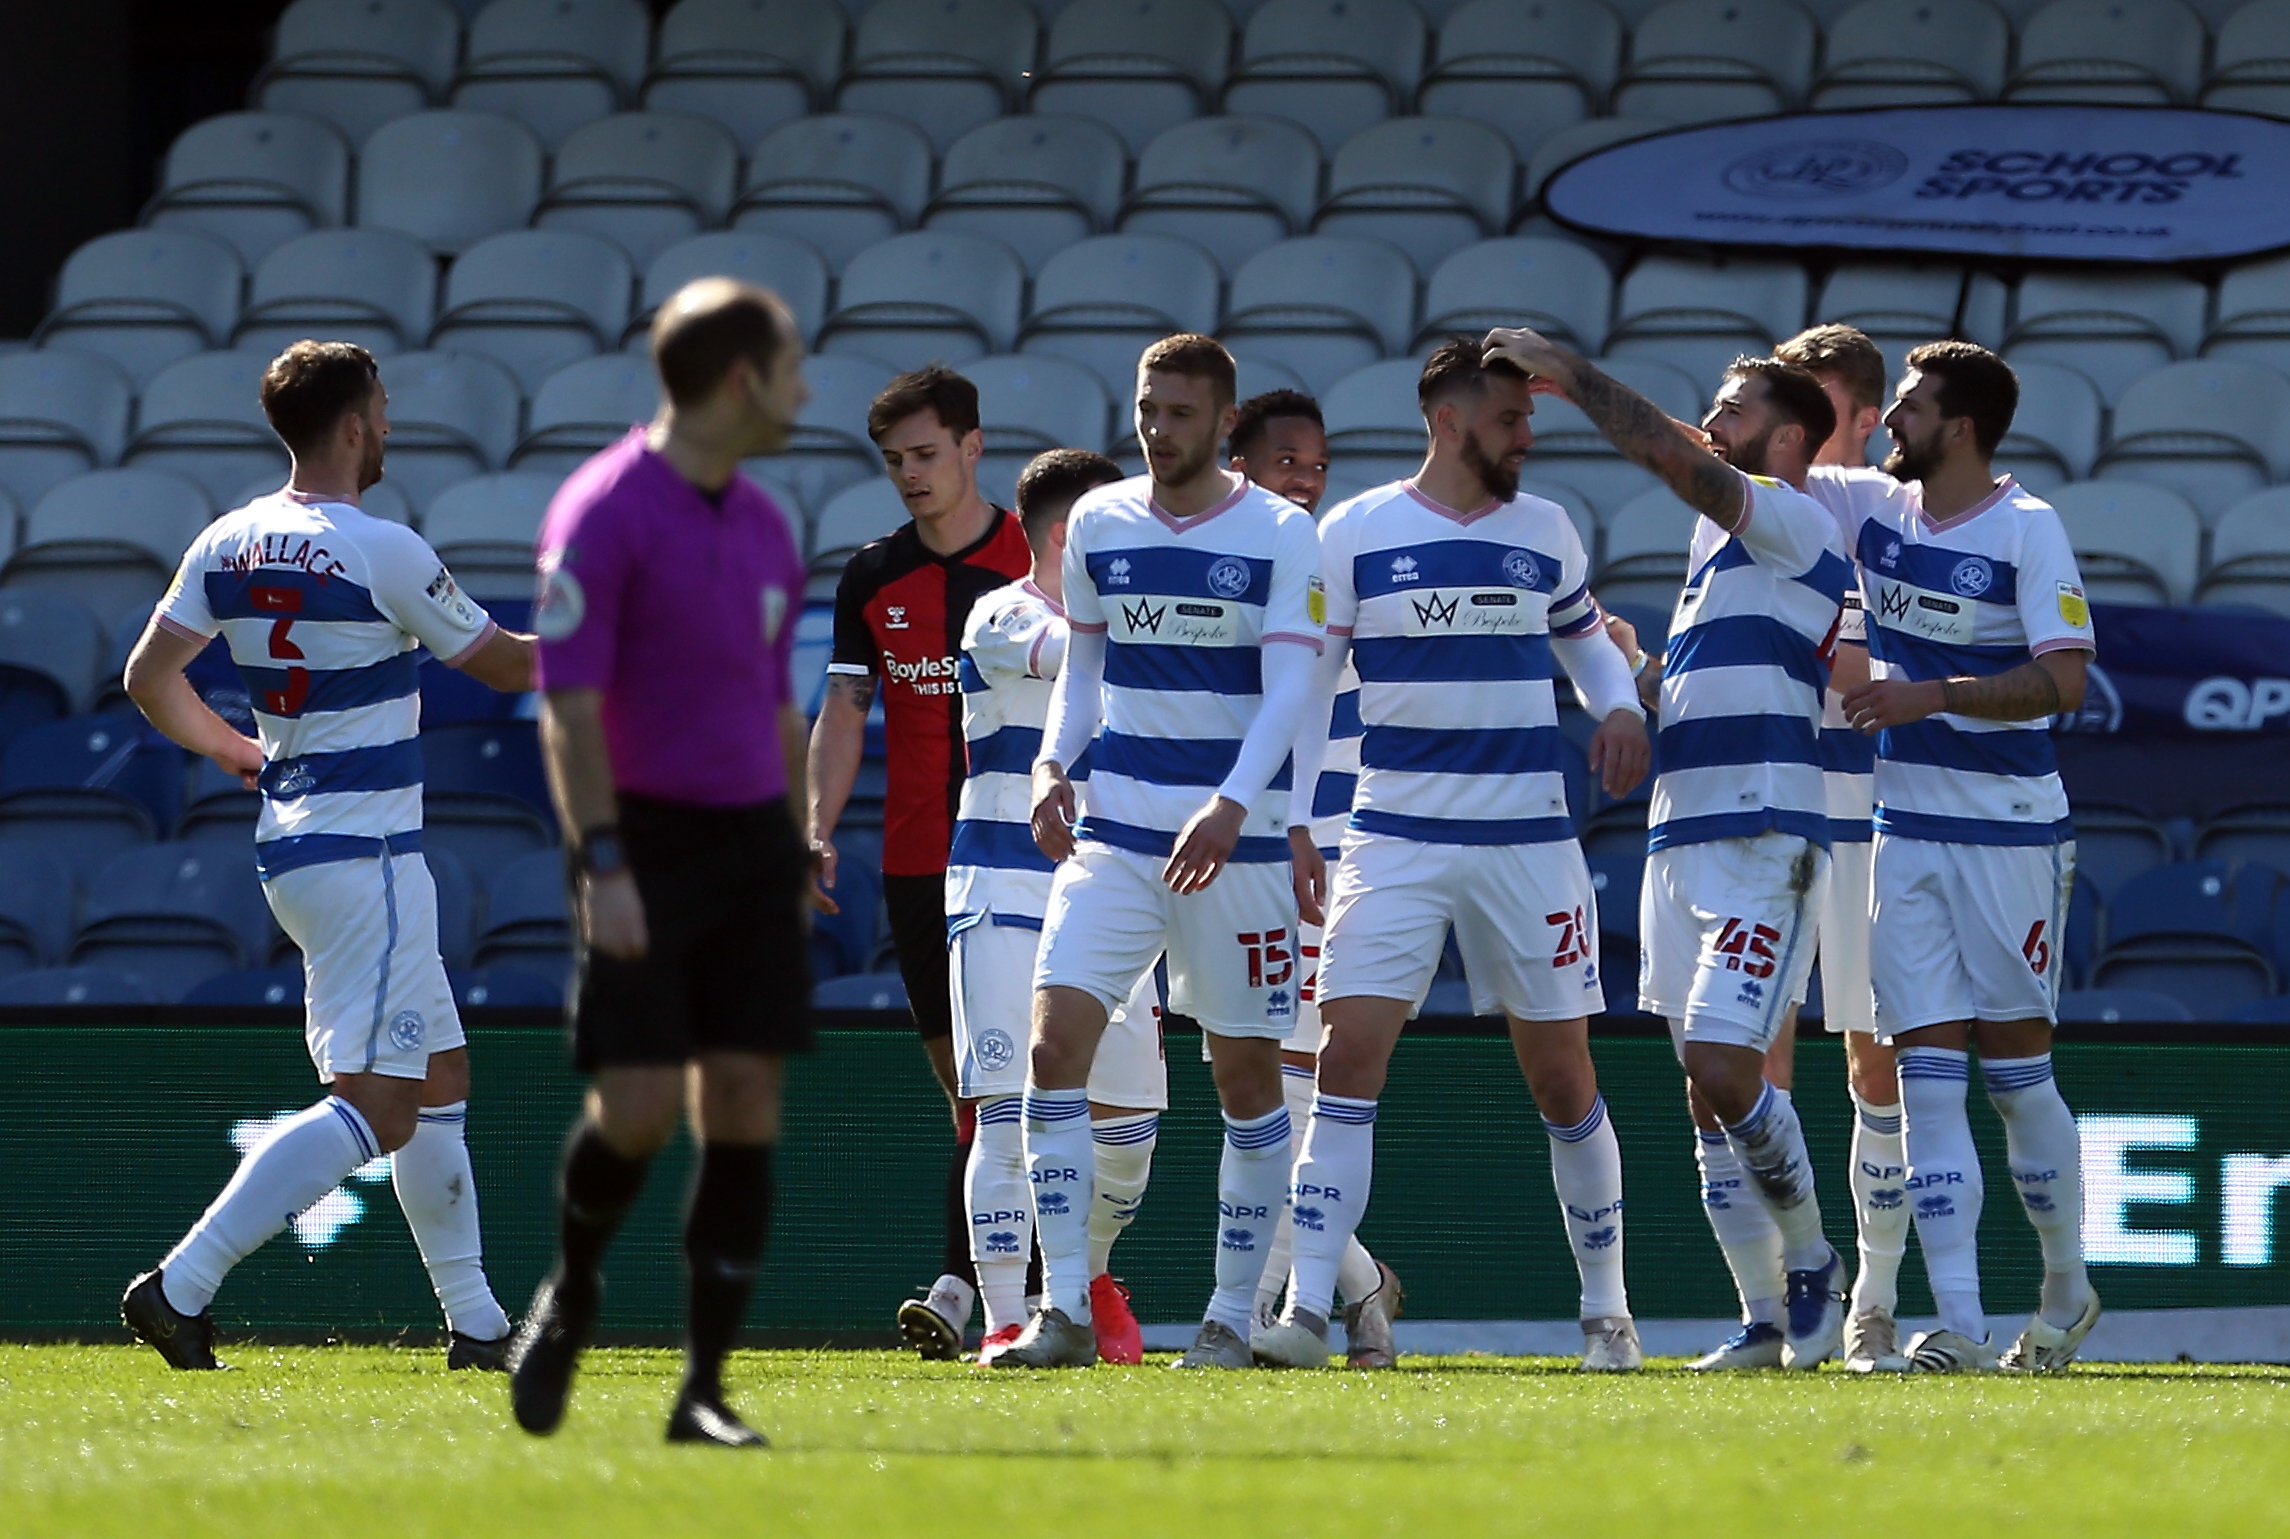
[1814,0,2010,108]
[1994,358,2105,495]
[638,231,831,345]
[0,965,158,1006]
[357,109,546,254]
[374,351,525,517]
[1523,355,1702,516]
[1417,237,1610,353]
[33,230,244,387]
[2199,487,2290,613]
[1812,263,2009,382]
[537,111,743,268]
[143,112,353,268]
[812,477,909,561]
[255,0,462,146]
[429,229,634,392]
[1221,235,1418,395]
[74,841,273,1000]
[1121,115,1324,275]
[2006,270,2208,404]
[836,0,1041,153]
[1607,254,1808,392]
[1417,0,1621,160]
[1315,117,1516,277]
[643,0,844,149]
[2050,481,2202,605]
[0,590,108,718]
[926,116,1128,276]
[1020,233,1224,398]
[965,355,1115,504]
[425,471,561,597]
[1320,356,1430,488]
[0,847,74,974]
[817,231,1026,371]
[451,0,651,149]
[731,113,934,268]
[1613,0,1818,123]
[1030,0,1235,155]
[2094,359,2290,525]
[235,228,439,360]
[2206,0,2290,117]
[748,353,894,516]
[122,351,290,508]
[514,353,662,476]
[2204,251,2290,377]
[6,470,213,626]
[0,351,134,510]
[1596,484,1697,611]
[2009,0,2207,105]
[1222,0,1426,154]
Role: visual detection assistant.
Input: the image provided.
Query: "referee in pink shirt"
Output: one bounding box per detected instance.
[506,279,816,1449]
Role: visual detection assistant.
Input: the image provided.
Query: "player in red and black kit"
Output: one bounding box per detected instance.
[806,366,1032,1356]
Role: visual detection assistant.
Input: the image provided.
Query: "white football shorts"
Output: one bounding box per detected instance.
[1035,842,1301,1039]
[950,911,1168,1107]
[1640,832,1828,1055]
[1319,833,1605,1022]
[1870,833,2075,1036]
[264,851,465,1082]
[1815,837,1876,1036]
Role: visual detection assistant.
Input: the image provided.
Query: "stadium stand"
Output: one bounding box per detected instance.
[732,112,935,267]
[143,111,353,269]
[237,228,440,360]
[925,115,1129,277]
[836,0,1041,153]
[450,0,654,152]
[536,111,745,268]
[641,0,845,151]
[355,109,545,255]
[255,0,464,146]
[375,350,526,514]
[0,350,133,511]
[1029,0,1235,155]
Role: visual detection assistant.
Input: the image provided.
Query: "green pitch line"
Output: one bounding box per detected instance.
[4,1345,2287,1538]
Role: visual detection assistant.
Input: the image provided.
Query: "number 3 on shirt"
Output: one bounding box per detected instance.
[250,585,309,715]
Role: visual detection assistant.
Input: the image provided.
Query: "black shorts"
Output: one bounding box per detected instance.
[883,871,953,1040]
[571,794,815,1072]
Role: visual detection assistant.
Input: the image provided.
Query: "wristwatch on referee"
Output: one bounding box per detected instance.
[575,827,627,878]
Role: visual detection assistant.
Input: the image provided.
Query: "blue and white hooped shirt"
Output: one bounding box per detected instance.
[1315,479,1601,846]
[1821,585,1876,845]
[1305,662,1363,855]
[949,578,1066,924]
[156,490,496,879]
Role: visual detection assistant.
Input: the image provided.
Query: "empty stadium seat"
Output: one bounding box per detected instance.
[451,0,649,149]
[2196,802,2290,873]
[812,477,908,561]
[818,231,1026,371]
[7,471,211,627]
[2009,0,2207,105]
[837,0,1040,153]
[748,354,893,516]
[453,963,567,1008]
[0,966,157,1006]
[1417,237,1611,354]
[1020,234,1225,398]
[425,472,561,597]
[472,847,572,986]
[2095,360,2290,524]
[1418,0,1620,159]
[2093,858,2283,1016]
[1223,0,1425,154]
[2200,488,2290,613]
[1595,485,1696,611]
[1320,357,1428,488]
[1314,118,1515,277]
[71,842,271,1002]
[2049,481,2202,605]
[0,350,133,510]
[357,110,546,254]
[174,755,261,846]
[122,351,290,508]
[815,970,910,1009]
[964,355,1115,504]
[925,116,1128,276]
[182,965,306,1007]
[1524,356,1703,516]
[2006,271,2208,405]
[1121,115,1323,275]
[1994,358,2105,493]
[641,232,830,345]
[1812,263,2009,378]
[1613,0,1818,124]
[374,350,525,516]
[2205,0,2290,117]
[256,0,461,146]
[1030,0,1234,155]
[533,113,742,270]
[2205,251,2290,377]
[430,229,634,392]
[1221,236,1417,395]
[2072,803,2177,900]
[731,112,935,268]
[0,590,106,726]
[1608,255,1807,391]
[643,0,844,149]
[2063,867,2101,985]
[236,228,439,360]
[2056,987,2194,1023]
[143,112,353,268]
[1813,0,2011,107]
[0,847,73,976]
[515,354,659,475]
[34,229,244,387]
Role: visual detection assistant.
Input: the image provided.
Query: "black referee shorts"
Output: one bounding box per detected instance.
[571,793,815,1072]
[883,871,954,1040]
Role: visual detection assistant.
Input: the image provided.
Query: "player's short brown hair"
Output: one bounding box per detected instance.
[1138,333,1237,406]
[650,277,790,410]
[1724,356,1838,452]
[1778,324,1888,412]
[1015,448,1122,541]
[1416,335,1530,410]
[259,340,380,456]
[868,364,981,443]
[1228,389,1323,458]
[1904,340,2019,457]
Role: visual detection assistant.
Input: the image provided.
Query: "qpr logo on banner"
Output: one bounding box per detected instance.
[1950,556,1995,597]
[1721,140,1909,200]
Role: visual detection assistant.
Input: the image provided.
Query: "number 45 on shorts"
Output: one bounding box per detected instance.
[1708,918,1780,978]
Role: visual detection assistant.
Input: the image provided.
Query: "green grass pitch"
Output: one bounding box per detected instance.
[5,1344,2287,1537]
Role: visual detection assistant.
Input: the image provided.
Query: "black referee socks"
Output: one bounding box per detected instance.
[558,1124,653,1316]
[683,1142,775,1399]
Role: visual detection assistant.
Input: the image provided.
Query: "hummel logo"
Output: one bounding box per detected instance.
[1411,593,1459,627]
[1390,555,1419,582]
[1122,598,1166,634]
[1107,558,1132,585]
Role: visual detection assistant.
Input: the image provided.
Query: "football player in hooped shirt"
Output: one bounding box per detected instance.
[997,334,1324,1370]
[1485,328,1854,1372]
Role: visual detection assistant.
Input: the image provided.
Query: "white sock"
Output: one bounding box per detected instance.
[1022,1085,1094,1323]
[1088,1113,1158,1278]
[1255,1065,1314,1327]
[1285,1094,1376,1322]
[1983,1054,2092,1328]
[1722,1084,1828,1270]
[1899,1047,1986,1339]
[1847,1091,1909,1318]
[1205,1105,1291,1335]
[1696,1130,1783,1325]
[162,1097,377,1315]
[1335,1237,1383,1309]
[1546,1095,1629,1320]
[969,1096,1032,1333]
[390,1100,510,1341]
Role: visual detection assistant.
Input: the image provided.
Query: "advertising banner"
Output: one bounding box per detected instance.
[2066,604,2290,736]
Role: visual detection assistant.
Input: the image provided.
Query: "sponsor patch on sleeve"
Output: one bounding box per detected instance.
[426,567,483,629]
[1306,574,1327,627]
[2057,581,2089,629]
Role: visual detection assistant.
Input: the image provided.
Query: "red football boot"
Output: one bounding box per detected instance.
[1090,1274,1143,1365]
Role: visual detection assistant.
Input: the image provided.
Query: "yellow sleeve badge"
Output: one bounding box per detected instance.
[1307,574,1327,627]
[2057,581,2089,629]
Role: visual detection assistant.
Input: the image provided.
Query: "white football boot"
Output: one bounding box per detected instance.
[1580,1316,1644,1372]
[1843,1306,1908,1372]
[2001,1292,2102,1372]
[1688,1321,1786,1371]
[1903,1328,2000,1373]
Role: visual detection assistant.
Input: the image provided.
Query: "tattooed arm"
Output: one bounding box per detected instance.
[1841,649,2089,733]
[806,669,875,890]
[1484,327,1745,529]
